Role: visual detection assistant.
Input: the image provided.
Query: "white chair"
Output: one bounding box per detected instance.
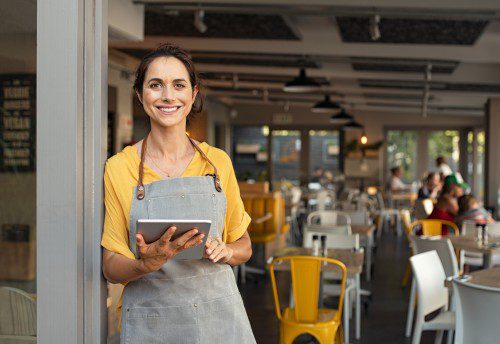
[303,232,361,344]
[406,237,458,342]
[0,287,36,343]
[414,198,434,220]
[343,210,374,281]
[452,278,500,344]
[409,251,455,344]
[375,192,402,237]
[307,210,351,227]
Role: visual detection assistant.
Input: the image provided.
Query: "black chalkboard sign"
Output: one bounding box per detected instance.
[0,74,36,172]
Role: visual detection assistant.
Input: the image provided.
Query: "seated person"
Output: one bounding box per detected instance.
[455,194,493,228]
[418,172,441,200]
[388,166,410,193]
[426,183,464,235]
[311,166,324,183]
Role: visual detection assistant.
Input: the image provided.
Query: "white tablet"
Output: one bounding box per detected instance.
[136,219,212,260]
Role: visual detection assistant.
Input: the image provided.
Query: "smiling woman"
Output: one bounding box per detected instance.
[101,44,255,344]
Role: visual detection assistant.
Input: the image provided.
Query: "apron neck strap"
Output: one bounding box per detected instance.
[136,133,222,200]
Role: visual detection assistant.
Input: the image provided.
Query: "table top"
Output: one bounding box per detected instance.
[351,224,376,236]
[271,246,364,277]
[449,236,500,254]
[305,224,376,237]
[390,192,417,201]
[446,267,500,289]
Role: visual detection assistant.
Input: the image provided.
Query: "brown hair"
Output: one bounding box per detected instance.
[458,194,478,212]
[133,43,203,125]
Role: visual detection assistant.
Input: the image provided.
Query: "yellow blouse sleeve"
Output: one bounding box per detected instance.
[222,155,251,243]
[101,162,135,259]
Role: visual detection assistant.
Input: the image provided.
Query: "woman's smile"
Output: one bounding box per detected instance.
[156,105,182,115]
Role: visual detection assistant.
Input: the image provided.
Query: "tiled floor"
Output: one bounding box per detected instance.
[240,233,442,343]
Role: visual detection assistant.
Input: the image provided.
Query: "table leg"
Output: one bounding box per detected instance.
[356,274,361,340]
[366,234,373,281]
[483,252,492,269]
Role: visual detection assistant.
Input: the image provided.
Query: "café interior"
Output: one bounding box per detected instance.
[2,0,500,343]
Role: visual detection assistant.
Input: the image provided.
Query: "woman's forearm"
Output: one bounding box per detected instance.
[102,249,149,284]
[226,232,252,266]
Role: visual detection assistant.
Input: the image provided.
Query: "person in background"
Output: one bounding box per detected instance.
[436,156,453,179]
[418,172,441,200]
[311,166,324,183]
[426,183,464,235]
[455,194,494,228]
[388,166,409,193]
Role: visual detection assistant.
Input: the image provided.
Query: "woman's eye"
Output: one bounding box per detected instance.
[150,83,161,89]
[175,83,186,89]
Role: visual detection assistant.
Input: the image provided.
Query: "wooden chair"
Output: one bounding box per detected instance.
[0,287,36,343]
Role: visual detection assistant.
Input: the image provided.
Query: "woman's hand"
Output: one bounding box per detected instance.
[136,226,204,273]
[204,236,234,264]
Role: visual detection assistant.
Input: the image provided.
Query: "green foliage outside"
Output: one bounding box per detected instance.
[387,131,417,182]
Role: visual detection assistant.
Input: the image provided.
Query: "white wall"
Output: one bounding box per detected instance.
[108,0,144,41]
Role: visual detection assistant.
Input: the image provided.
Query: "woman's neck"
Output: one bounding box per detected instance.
[147,123,193,160]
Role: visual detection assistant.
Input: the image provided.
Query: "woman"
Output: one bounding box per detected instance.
[426,182,463,235]
[417,172,441,200]
[101,44,256,343]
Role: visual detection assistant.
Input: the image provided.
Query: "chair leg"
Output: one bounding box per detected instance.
[435,330,444,344]
[240,263,246,285]
[396,213,402,236]
[406,279,417,337]
[377,215,384,239]
[343,289,350,344]
[412,316,423,344]
[446,330,454,344]
[355,274,361,340]
[402,261,411,287]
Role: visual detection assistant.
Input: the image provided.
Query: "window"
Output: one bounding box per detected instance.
[387,130,417,183]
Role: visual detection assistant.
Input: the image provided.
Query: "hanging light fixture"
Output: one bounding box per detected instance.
[329,108,354,123]
[283,68,321,93]
[311,95,342,113]
[193,10,207,33]
[360,131,368,144]
[342,119,364,131]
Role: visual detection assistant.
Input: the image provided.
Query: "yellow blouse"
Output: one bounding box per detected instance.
[101,142,251,258]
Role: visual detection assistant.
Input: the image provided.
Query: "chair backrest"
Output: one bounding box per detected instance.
[270,256,347,323]
[411,237,458,277]
[307,210,351,226]
[487,221,500,236]
[409,219,459,236]
[461,220,478,237]
[316,190,329,211]
[452,279,500,344]
[242,192,283,235]
[410,251,449,316]
[303,231,360,250]
[414,198,434,219]
[375,192,386,210]
[303,223,352,240]
[0,287,36,336]
[342,210,371,226]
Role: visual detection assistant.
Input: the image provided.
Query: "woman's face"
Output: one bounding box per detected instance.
[139,56,198,129]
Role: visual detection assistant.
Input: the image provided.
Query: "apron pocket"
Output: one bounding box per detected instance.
[196,293,256,344]
[123,305,199,344]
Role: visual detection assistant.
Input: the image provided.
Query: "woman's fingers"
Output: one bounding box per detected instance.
[213,250,226,263]
[206,238,219,255]
[136,234,148,255]
[209,243,224,260]
[171,227,199,249]
[183,233,205,249]
[158,226,177,247]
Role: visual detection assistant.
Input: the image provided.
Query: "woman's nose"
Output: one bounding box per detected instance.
[161,84,175,101]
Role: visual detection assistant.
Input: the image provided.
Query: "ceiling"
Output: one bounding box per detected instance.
[110,0,500,117]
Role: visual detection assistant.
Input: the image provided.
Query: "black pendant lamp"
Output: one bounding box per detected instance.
[329,108,354,123]
[342,119,364,131]
[283,68,321,93]
[311,95,342,113]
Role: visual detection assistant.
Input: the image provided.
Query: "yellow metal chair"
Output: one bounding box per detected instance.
[409,219,459,236]
[400,209,414,288]
[270,256,347,344]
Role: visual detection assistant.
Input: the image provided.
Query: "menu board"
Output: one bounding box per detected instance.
[0,74,36,172]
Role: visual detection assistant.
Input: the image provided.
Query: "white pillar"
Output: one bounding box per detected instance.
[485,99,500,215]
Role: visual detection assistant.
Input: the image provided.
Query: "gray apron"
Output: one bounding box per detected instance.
[120,136,256,344]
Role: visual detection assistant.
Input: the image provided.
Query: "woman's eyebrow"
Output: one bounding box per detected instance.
[173,78,187,83]
[147,77,163,84]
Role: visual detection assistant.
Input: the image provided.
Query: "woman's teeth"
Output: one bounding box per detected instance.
[158,106,179,114]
